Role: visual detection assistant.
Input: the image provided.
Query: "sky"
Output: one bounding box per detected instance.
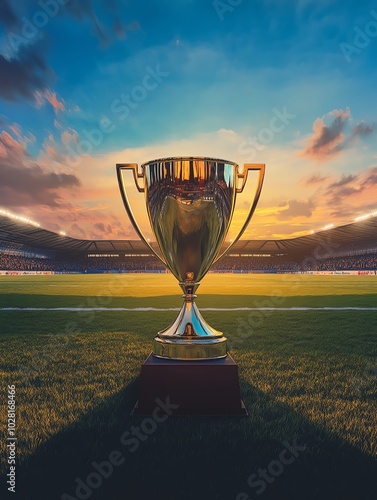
[0,0,377,242]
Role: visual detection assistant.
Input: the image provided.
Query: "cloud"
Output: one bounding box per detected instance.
[41,134,65,163]
[217,128,239,143]
[61,210,132,240]
[328,207,358,219]
[93,222,106,232]
[304,173,330,185]
[361,167,377,189]
[70,223,87,238]
[103,0,140,40]
[301,108,351,160]
[327,174,358,189]
[326,173,360,205]
[277,199,315,220]
[34,89,65,113]
[301,108,375,162]
[113,19,140,40]
[88,222,119,239]
[350,122,374,138]
[0,44,50,102]
[0,0,17,29]
[325,168,377,206]
[0,2,135,103]
[329,186,360,204]
[64,0,139,45]
[0,129,80,209]
[61,128,79,146]
[1,122,375,241]
[89,12,108,45]
[64,0,106,41]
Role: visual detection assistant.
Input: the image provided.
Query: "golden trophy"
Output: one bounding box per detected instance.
[117,157,265,414]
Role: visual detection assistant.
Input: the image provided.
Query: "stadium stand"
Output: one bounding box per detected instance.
[1,212,377,273]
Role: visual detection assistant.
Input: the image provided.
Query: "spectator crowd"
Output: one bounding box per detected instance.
[0,253,165,272]
[1,252,377,273]
[212,254,377,272]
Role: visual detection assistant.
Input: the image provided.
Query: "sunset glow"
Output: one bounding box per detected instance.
[1,1,376,241]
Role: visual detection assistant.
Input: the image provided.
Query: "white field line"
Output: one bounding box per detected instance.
[0,307,377,312]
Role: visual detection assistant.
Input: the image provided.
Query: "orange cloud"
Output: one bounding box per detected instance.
[44,90,65,113]
[34,89,65,114]
[301,108,351,160]
[0,127,80,210]
[303,173,330,186]
[301,108,375,162]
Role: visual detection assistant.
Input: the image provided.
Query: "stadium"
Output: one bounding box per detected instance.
[1,209,377,274]
[1,208,377,499]
[3,0,377,497]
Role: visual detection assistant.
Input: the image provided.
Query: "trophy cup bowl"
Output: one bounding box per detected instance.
[117,157,265,361]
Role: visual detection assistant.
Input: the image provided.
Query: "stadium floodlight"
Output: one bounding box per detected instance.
[354,210,377,222]
[59,231,66,236]
[0,208,41,227]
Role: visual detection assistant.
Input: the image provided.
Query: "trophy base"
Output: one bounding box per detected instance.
[153,336,227,360]
[132,353,248,416]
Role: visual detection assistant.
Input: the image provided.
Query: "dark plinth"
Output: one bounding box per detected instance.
[132,353,248,416]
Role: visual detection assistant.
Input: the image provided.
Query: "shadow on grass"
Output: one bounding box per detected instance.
[12,375,377,500]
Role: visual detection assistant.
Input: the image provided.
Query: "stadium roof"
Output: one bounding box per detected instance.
[230,217,377,255]
[0,214,149,253]
[0,213,376,257]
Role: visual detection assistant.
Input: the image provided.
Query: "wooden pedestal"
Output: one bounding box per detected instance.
[133,353,248,416]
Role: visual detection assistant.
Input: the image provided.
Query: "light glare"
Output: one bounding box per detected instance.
[354,210,377,222]
[0,208,40,227]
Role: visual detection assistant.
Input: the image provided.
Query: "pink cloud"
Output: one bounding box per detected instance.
[61,128,79,146]
[301,108,375,162]
[324,167,377,207]
[7,123,22,140]
[301,108,350,160]
[34,89,65,114]
[303,173,330,186]
[45,90,65,113]
[0,128,81,210]
[34,91,45,108]
[0,130,24,155]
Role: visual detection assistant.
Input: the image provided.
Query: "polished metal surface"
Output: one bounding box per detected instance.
[142,157,237,282]
[153,336,227,360]
[116,156,265,360]
[157,278,225,341]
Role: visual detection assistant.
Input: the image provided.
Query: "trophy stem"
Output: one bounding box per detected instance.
[153,280,227,360]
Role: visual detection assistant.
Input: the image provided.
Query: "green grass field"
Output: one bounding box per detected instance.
[0,274,376,500]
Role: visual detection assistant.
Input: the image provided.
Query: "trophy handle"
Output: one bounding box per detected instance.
[116,163,167,265]
[214,163,265,263]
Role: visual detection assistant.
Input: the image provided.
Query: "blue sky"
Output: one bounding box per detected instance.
[0,0,377,240]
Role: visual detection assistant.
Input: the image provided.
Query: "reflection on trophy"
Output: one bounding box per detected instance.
[117,157,265,414]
